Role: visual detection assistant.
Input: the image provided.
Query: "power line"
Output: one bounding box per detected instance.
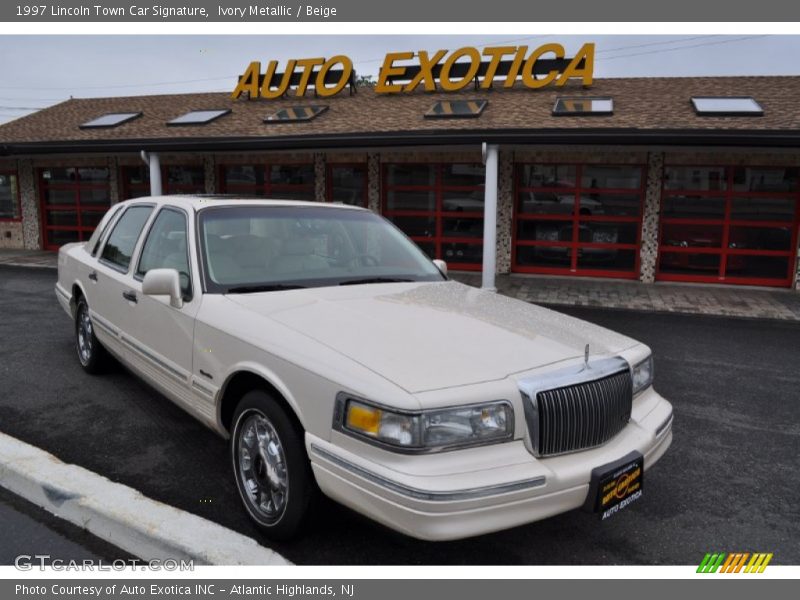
[0,106,45,111]
[596,35,718,55]
[602,35,767,61]
[351,35,549,65]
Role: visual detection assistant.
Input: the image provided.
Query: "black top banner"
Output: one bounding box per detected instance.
[2,0,800,21]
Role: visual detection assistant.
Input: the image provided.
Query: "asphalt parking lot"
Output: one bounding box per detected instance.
[1,264,799,565]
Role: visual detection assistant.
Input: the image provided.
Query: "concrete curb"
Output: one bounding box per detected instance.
[0,431,292,566]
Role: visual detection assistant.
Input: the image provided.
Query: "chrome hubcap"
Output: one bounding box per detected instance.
[77,307,93,365]
[237,412,289,523]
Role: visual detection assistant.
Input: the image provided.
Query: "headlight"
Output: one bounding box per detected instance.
[339,396,513,452]
[632,355,654,395]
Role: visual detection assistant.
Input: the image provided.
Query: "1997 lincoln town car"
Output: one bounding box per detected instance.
[56,195,673,541]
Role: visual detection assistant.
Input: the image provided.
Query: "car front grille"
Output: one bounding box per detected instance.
[529,368,632,457]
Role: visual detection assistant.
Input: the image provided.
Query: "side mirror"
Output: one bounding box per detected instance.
[142,268,183,309]
[432,259,448,278]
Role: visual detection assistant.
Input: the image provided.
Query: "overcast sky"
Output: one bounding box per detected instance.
[1,34,799,124]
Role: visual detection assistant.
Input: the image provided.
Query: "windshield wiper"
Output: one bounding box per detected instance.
[338,277,414,286]
[226,284,307,294]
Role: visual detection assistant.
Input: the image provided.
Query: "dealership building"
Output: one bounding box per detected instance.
[1,54,800,290]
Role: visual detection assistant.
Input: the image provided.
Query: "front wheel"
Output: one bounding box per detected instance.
[231,390,316,540]
[75,297,107,374]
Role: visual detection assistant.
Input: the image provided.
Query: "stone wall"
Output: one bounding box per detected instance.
[203,155,216,194]
[639,152,665,284]
[18,159,39,250]
[0,221,23,249]
[367,153,380,213]
[496,150,514,273]
[314,153,326,202]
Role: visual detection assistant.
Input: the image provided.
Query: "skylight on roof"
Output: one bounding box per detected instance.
[167,109,231,126]
[553,97,613,116]
[80,112,142,129]
[425,100,487,119]
[265,105,328,123]
[691,97,763,116]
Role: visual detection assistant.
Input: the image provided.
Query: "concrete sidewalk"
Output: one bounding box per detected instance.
[2,248,798,321]
[0,248,57,269]
[451,272,800,321]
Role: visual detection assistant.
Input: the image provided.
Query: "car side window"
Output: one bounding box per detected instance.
[136,208,192,298]
[87,205,123,257]
[99,205,154,271]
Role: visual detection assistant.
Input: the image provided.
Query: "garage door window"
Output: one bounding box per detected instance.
[0,173,20,220]
[220,164,315,201]
[383,163,485,270]
[39,167,111,249]
[122,165,206,199]
[327,164,367,207]
[658,166,799,287]
[513,163,645,278]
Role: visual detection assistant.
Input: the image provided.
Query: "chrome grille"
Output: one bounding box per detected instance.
[532,369,632,457]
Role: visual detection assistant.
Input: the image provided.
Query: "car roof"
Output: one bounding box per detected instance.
[117,194,367,213]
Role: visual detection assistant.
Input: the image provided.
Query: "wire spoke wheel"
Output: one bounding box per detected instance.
[237,411,289,523]
[76,303,94,366]
[230,390,317,539]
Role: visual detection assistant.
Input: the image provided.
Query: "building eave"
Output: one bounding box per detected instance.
[2,128,800,156]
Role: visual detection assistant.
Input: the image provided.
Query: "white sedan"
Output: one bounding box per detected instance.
[56,196,673,541]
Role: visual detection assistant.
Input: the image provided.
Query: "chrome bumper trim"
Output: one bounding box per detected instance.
[310,444,546,502]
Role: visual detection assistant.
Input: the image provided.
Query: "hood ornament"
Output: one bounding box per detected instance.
[584,344,590,368]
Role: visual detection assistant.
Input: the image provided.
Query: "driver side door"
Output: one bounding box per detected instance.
[124,206,211,423]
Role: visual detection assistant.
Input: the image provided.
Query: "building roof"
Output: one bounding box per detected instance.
[3,76,800,154]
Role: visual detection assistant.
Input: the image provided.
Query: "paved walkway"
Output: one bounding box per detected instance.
[451,273,800,321]
[0,248,57,268]
[2,248,798,321]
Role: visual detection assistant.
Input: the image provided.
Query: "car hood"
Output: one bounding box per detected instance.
[224,281,638,393]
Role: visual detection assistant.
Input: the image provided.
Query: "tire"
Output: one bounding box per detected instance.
[74,296,108,374]
[231,390,316,540]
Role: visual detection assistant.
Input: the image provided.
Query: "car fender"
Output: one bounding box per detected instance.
[216,360,306,434]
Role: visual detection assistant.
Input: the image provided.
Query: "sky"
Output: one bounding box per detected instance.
[1,34,799,124]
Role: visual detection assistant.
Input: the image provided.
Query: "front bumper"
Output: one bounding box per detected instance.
[307,388,673,541]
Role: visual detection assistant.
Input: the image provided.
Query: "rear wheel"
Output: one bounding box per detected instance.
[75,297,107,374]
[231,390,316,540]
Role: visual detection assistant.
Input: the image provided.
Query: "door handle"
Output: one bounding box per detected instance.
[122,291,138,304]
[88,271,98,282]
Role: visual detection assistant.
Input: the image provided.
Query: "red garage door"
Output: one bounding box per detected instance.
[39,167,111,250]
[382,163,486,271]
[657,166,799,287]
[512,163,645,278]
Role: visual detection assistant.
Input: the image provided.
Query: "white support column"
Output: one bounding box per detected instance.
[482,143,499,291]
[140,151,162,196]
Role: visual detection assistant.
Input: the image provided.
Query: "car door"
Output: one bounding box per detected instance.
[91,204,156,358]
[124,206,209,422]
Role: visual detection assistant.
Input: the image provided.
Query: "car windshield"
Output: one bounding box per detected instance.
[198,205,445,292]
